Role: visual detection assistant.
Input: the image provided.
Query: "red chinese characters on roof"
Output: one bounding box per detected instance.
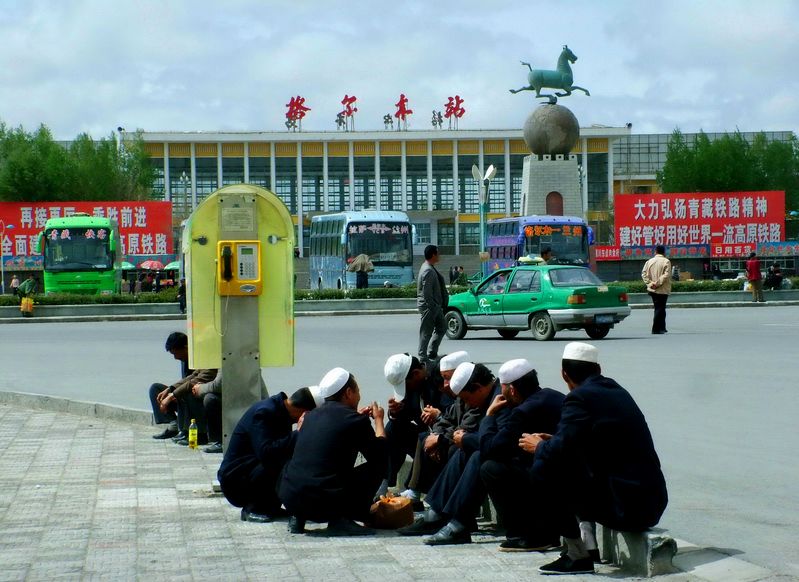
[341,95,358,117]
[444,95,465,119]
[394,94,413,125]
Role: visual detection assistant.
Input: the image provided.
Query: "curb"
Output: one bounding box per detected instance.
[0,390,151,425]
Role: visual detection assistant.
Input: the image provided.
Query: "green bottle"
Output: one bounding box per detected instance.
[188,419,198,449]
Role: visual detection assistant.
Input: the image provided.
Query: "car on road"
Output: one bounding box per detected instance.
[445,265,631,341]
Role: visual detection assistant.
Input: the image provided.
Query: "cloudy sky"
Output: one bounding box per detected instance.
[1,0,797,140]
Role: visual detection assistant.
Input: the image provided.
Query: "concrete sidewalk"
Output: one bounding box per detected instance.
[0,400,773,581]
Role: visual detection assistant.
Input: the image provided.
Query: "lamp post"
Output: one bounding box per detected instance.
[472,164,496,260]
[178,171,190,217]
[0,220,15,294]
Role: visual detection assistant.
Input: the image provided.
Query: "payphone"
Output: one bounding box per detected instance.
[217,240,262,296]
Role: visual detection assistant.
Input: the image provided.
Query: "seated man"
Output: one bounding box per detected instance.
[479,359,566,551]
[218,386,319,522]
[279,368,387,536]
[398,361,501,542]
[380,352,461,500]
[155,354,217,446]
[521,342,668,575]
[148,332,191,439]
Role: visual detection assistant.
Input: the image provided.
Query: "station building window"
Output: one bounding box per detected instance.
[150,159,165,201]
[195,157,218,204]
[380,156,401,210]
[302,156,323,213]
[457,156,479,214]
[413,222,431,244]
[249,156,270,189]
[432,156,453,210]
[407,155,428,210]
[353,156,375,210]
[510,154,526,213]
[275,157,297,213]
[222,157,244,186]
[484,155,506,213]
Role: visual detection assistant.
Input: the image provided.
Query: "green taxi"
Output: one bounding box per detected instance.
[445,265,631,341]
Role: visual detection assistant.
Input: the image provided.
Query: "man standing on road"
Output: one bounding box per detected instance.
[520,342,668,575]
[745,252,765,303]
[417,244,448,362]
[641,245,672,334]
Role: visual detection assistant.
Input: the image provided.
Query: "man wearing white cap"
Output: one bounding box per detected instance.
[279,368,387,536]
[521,342,668,575]
[399,362,500,542]
[479,359,566,551]
[380,353,457,500]
[218,387,319,523]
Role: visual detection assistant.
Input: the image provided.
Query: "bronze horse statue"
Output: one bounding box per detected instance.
[510,45,590,103]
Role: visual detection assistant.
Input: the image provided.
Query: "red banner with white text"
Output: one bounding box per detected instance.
[1,201,173,269]
[614,191,784,258]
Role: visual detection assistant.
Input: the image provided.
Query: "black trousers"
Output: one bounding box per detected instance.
[384,417,426,487]
[221,459,284,515]
[481,459,566,540]
[149,383,176,426]
[649,292,668,333]
[425,449,484,526]
[203,393,222,443]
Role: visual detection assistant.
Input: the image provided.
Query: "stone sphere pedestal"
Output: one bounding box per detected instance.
[522,103,580,156]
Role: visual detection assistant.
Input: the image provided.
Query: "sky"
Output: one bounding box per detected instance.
[1,0,797,140]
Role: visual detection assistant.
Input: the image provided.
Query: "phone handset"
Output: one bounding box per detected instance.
[221,244,233,282]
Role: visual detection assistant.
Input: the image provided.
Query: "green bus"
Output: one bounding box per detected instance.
[35,213,121,294]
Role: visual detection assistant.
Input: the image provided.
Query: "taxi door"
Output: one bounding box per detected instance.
[469,270,510,327]
[502,269,543,327]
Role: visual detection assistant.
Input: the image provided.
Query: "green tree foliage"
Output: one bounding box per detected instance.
[0,121,154,202]
[657,129,799,210]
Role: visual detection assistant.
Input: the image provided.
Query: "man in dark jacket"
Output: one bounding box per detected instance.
[279,368,387,536]
[479,359,566,551]
[380,352,456,499]
[398,362,500,542]
[416,244,448,362]
[218,387,319,522]
[521,342,668,575]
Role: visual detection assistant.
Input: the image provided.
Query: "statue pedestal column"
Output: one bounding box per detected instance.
[521,153,583,216]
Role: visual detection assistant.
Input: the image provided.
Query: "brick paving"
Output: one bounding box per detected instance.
[0,404,701,582]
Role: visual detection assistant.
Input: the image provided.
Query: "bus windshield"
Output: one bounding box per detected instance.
[44,228,113,272]
[346,222,412,266]
[523,228,589,265]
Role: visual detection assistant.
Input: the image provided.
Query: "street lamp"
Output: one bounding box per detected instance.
[0,220,15,294]
[178,171,190,217]
[472,164,496,260]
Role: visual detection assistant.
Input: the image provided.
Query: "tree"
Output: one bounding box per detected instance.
[657,129,799,211]
[0,121,154,202]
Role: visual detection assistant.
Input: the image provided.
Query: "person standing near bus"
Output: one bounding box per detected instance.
[417,245,448,363]
[641,245,672,335]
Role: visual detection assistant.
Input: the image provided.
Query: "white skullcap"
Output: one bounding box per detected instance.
[449,362,475,396]
[384,353,413,401]
[498,359,535,385]
[308,385,324,409]
[318,367,350,399]
[440,351,470,373]
[562,342,599,363]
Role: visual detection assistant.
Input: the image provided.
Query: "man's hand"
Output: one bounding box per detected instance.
[371,401,385,423]
[452,428,465,448]
[156,387,170,404]
[387,397,404,417]
[487,394,509,416]
[519,432,551,453]
[420,405,440,426]
[424,433,441,461]
[190,384,201,398]
[297,412,306,430]
[358,406,373,417]
[159,392,176,414]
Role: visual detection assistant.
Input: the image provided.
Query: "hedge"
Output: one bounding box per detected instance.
[2,277,796,306]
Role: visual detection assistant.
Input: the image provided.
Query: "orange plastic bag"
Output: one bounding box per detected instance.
[20,297,34,316]
[369,494,414,529]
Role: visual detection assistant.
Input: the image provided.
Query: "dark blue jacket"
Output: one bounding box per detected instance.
[534,375,668,531]
[479,387,565,467]
[217,393,294,486]
[279,401,387,521]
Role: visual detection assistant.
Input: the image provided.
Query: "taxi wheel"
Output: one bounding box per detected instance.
[498,330,519,339]
[531,313,556,341]
[445,311,467,340]
[585,324,611,339]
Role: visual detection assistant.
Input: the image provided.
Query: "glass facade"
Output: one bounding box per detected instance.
[274,157,297,213]
[222,157,244,186]
[327,157,349,211]
[380,156,401,210]
[457,155,479,213]
[353,156,375,210]
[406,156,428,210]
[509,154,526,213]
[249,156,270,188]
[301,157,323,213]
[168,159,190,217]
[149,158,165,202]
[484,154,505,213]
[587,153,609,209]
[432,155,453,210]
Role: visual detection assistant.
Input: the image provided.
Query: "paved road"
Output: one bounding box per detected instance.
[2,307,798,578]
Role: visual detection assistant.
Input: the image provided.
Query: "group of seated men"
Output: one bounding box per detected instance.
[197,340,668,576]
